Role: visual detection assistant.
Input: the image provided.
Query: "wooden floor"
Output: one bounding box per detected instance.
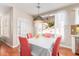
[0,41,19,56]
[0,41,78,56]
[59,47,76,56]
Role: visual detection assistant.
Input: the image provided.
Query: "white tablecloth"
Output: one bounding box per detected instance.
[28,36,56,56]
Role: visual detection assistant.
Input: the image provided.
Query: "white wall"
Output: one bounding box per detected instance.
[12,7,34,48]
[0,7,34,48]
[75,8,79,24]
[0,8,13,47]
[63,9,75,48]
[55,9,75,49]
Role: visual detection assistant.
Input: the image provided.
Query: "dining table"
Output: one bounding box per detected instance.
[28,35,56,56]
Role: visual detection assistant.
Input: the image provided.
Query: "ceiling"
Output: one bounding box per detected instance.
[0,4,10,15]
[0,3,74,15]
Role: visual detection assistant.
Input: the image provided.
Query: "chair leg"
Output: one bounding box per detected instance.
[58,52,59,56]
[58,52,62,56]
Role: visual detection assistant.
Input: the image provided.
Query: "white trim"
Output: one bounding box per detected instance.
[60,44,71,49]
[4,41,13,48]
[0,39,13,48]
[12,43,19,48]
[0,38,19,48]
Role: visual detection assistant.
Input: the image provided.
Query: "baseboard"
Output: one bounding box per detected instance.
[12,43,19,48]
[5,42,13,48]
[60,44,71,49]
[0,39,13,48]
[0,38,19,48]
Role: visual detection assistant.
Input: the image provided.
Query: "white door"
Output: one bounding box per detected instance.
[55,11,67,41]
[17,18,27,37]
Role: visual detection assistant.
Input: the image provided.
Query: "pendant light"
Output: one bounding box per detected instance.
[33,3,44,22]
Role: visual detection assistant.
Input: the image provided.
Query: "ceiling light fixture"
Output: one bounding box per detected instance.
[33,3,44,21]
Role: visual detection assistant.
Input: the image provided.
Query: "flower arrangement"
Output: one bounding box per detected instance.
[48,22,54,27]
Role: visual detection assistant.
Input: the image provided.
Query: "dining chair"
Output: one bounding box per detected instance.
[27,33,33,39]
[44,33,53,38]
[52,36,61,56]
[34,34,39,38]
[19,37,32,56]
